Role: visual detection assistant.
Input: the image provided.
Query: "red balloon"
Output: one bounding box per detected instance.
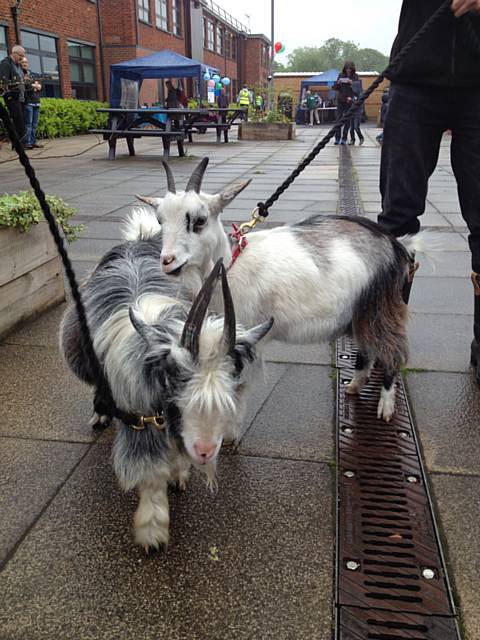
[274,41,283,53]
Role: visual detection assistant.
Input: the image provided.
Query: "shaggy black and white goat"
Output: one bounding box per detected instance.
[60,234,272,550]
[134,158,433,423]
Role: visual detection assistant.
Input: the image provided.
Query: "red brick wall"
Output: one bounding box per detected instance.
[243,36,269,91]
[0,0,103,99]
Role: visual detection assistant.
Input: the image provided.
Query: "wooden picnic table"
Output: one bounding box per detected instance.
[91,107,247,160]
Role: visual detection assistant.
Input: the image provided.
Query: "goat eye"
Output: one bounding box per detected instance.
[193,216,207,233]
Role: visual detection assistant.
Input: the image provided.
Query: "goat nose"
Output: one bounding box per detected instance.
[162,254,175,266]
[193,442,217,461]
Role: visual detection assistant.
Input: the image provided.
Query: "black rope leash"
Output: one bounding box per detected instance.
[0,100,118,425]
[256,0,455,218]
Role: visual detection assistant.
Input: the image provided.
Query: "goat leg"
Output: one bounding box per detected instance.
[377,368,397,422]
[135,474,170,553]
[345,350,373,395]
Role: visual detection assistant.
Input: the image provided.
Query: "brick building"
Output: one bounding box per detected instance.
[0,0,270,103]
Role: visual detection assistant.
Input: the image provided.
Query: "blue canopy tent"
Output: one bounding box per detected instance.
[109,49,219,108]
[295,68,340,124]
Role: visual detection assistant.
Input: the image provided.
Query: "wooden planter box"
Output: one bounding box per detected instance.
[0,221,65,338]
[238,122,296,141]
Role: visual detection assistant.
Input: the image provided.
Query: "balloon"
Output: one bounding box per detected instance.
[216,82,222,90]
[207,79,215,87]
[274,41,283,54]
[221,77,230,86]
[203,72,211,81]
[212,74,221,82]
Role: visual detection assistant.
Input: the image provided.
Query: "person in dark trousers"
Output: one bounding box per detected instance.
[20,56,43,149]
[0,44,26,146]
[376,86,390,145]
[348,78,364,145]
[333,61,359,144]
[217,86,229,124]
[377,0,480,383]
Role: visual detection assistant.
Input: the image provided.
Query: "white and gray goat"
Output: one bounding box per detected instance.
[60,235,272,551]
[133,158,430,423]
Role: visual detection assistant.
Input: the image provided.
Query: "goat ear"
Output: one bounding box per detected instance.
[210,179,252,216]
[241,317,274,347]
[135,194,163,209]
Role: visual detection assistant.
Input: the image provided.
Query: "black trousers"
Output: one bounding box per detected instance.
[4,96,26,144]
[334,102,350,142]
[378,83,480,272]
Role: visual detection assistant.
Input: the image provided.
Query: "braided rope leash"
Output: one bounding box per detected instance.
[256,0,454,219]
[0,101,117,422]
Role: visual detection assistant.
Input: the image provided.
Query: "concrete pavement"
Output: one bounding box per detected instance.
[0,125,478,639]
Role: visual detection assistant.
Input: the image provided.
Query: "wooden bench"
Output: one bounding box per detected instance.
[90,128,185,160]
[184,121,241,144]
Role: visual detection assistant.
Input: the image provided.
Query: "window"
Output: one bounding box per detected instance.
[155,0,168,30]
[225,31,231,58]
[172,0,181,36]
[21,30,61,97]
[202,18,206,48]
[0,26,7,58]
[138,0,150,23]
[207,20,214,50]
[216,25,223,55]
[68,41,97,100]
[231,35,237,60]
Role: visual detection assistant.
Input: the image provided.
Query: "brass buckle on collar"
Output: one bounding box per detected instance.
[130,415,165,431]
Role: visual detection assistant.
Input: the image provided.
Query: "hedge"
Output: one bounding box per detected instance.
[0,98,109,139]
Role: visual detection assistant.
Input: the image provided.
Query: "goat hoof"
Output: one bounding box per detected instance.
[89,412,112,430]
[144,543,166,556]
[345,381,361,395]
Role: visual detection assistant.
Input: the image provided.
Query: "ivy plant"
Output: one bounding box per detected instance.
[0,191,85,242]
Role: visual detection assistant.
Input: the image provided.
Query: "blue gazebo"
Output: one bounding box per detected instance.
[109,49,218,107]
[299,68,340,102]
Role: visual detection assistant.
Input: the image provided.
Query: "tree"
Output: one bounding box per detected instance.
[284,39,389,73]
[273,59,287,72]
[286,47,328,72]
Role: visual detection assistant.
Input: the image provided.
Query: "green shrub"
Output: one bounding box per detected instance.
[36,98,108,138]
[0,191,84,242]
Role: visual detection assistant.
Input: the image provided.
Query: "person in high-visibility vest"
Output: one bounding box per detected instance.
[237,85,250,120]
[255,94,263,112]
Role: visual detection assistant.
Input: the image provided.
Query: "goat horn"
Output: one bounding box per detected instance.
[185,157,209,193]
[181,258,222,360]
[161,160,176,194]
[220,264,236,355]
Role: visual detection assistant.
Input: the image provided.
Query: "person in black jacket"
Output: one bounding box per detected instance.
[333,61,359,145]
[0,44,26,145]
[377,0,480,383]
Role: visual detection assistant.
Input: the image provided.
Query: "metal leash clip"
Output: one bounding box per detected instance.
[238,207,267,235]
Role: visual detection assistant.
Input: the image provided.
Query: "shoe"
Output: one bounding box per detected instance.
[340,140,347,145]
[359,138,365,145]
[348,140,355,145]
[24,144,34,149]
[32,143,43,148]
[334,140,340,145]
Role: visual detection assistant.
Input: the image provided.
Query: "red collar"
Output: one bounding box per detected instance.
[228,223,248,269]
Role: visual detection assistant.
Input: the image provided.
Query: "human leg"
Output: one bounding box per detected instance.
[30,104,40,145]
[5,97,26,145]
[334,103,347,143]
[378,84,447,236]
[450,87,480,382]
[24,103,33,146]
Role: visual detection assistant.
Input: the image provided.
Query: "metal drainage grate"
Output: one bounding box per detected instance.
[335,150,460,639]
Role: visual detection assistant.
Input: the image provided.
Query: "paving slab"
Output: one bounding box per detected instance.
[431,474,480,640]
[239,365,334,463]
[0,444,333,640]
[0,436,88,565]
[406,371,480,475]
[0,344,95,443]
[263,340,332,365]
[408,313,473,371]
[409,276,472,314]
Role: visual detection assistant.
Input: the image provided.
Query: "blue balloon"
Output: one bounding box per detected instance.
[221,77,230,86]
[203,73,211,81]
[212,74,221,82]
